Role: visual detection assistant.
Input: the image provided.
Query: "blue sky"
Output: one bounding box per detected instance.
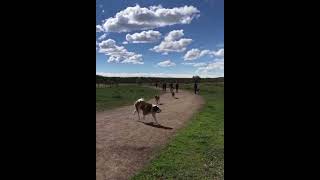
[96,0,224,78]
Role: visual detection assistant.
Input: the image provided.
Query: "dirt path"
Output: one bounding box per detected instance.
[96,89,204,180]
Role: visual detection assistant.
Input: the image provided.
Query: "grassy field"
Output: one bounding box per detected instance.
[132,83,224,180]
[96,85,161,111]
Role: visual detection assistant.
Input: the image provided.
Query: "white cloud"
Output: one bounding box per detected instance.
[97,72,192,78]
[196,58,224,77]
[184,48,202,60]
[96,25,104,32]
[184,48,224,60]
[122,41,128,44]
[98,39,143,64]
[96,72,222,78]
[102,5,200,33]
[182,62,207,67]
[164,30,184,41]
[151,29,192,54]
[213,48,224,57]
[98,34,107,41]
[126,30,161,43]
[157,60,176,67]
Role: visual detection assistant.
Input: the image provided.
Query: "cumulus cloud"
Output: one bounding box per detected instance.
[98,39,143,64]
[126,30,161,43]
[184,48,224,60]
[96,25,104,32]
[96,72,197,78]
[157,60,176,67]
[213,48,224,57]
[96,72,222,78]
[151,29,192,54]
[98,34,107,41]
[196,58,224,77]
[102,5,200,33]
[164,30,184,41]
[182,62,207,67]
[122,41,128,44]
[184,49,202,60]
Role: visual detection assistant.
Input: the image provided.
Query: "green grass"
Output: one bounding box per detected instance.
[132,83,224,180]
[96,85,161,111]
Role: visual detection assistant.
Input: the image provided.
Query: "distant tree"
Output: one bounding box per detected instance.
[192,75,201,83]
[136,77,142,86]
[114,77,119,87]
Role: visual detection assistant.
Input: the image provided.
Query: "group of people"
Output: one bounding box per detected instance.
[155,81,199,94]
[155,82,179,93]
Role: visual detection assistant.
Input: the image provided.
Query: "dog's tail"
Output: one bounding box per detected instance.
[133,98,144,114]
[136,98,144,102]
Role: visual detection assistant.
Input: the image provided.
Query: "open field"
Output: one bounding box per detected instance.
[96,88,204,180]
[96,85,161,111]
[132,83,224,179]
[96,82,224,179]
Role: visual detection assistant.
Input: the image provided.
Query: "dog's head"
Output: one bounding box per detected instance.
[152,105,162,113]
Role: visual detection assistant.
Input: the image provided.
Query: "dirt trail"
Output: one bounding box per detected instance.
[96,89,204,180]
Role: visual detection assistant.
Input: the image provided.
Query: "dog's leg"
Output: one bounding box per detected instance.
[137,110,141,120]
[134,105,140,120]
[152,113,159,125]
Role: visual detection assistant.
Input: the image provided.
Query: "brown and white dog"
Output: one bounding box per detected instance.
[133,98,162,124]
[155,95,160,104]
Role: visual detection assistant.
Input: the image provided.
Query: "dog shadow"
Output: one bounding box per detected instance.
[174,97,179,99]
[138,121,173,130]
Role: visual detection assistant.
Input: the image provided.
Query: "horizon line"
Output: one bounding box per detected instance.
[96,72,224,78]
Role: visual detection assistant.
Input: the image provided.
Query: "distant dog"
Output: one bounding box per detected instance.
[170,88,175,97]
[171,91,175,97]
[155,95,160,104]
[133,98,162,124]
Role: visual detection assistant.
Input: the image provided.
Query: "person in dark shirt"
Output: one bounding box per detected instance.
[163,82,167,91]
[175,82,179,93]
[169,83,173,92]
[194,82,198,94]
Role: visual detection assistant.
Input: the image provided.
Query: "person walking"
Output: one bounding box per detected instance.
[194,82,198,94]
[169,82,173,92]
[175,81,179,93]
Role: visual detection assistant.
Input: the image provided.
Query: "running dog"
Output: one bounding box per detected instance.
[155,95,160,105]
[133,98,162,124]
